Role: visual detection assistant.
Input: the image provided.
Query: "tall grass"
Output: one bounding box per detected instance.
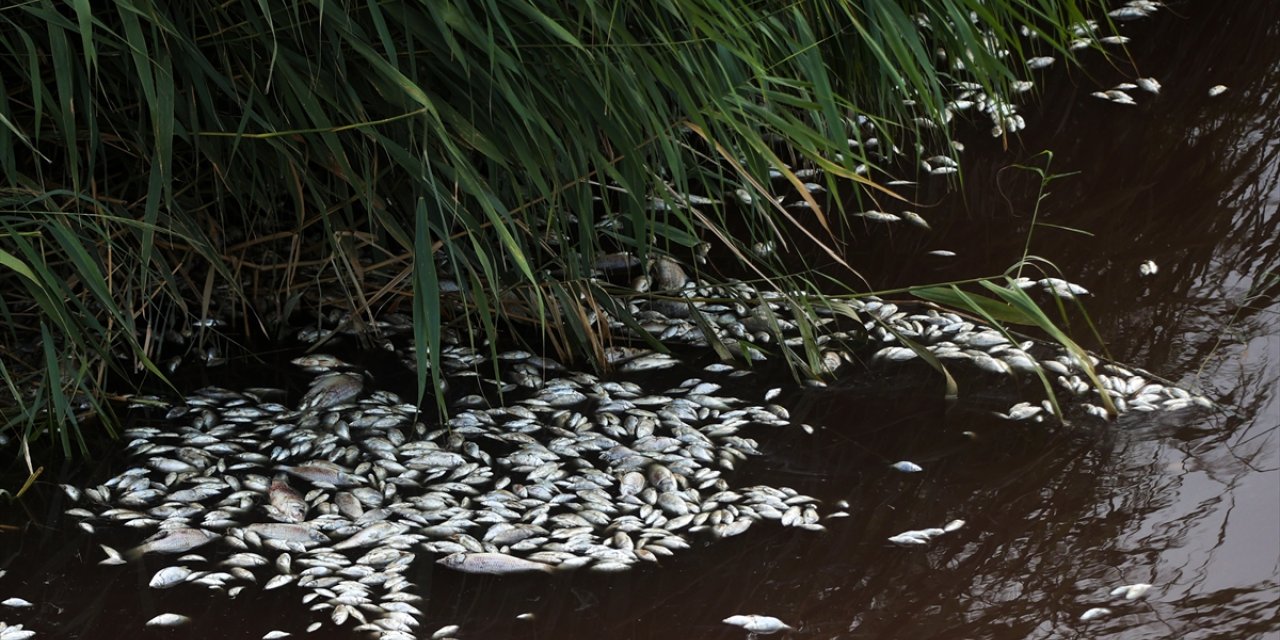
[0,0,1111,459]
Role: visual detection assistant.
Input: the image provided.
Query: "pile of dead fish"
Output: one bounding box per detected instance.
[576,254,1215,425]
[64,347,828,639]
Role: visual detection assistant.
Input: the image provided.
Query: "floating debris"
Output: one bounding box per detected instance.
[722,614,793,634]
[1139,260,1158,277]
[890,461,924,473]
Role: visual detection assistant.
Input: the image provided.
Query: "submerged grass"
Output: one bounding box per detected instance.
[0,0,1116,460]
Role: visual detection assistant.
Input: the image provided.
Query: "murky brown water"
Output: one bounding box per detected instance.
[3,1,1278,638]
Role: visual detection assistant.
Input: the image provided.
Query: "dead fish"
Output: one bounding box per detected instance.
[279,461,364,487]
[290,354,350,372]
[942,519,966,533]
[646,463,678,493]
[1139,260,1158,277]
[856,211,900,222]
[437,552,555,575]
[650,256,689,291]
[1,598,32,608]
[1208,84,1228,97]
[1135,77,1161,94]
[722,614,793,634]
[126,527,219,559]
[263,632,292,640]
[1079,607,1111,622]
[901,211,930,229]
[618,353,679,372]
[0,623,36,640]
[298,372,364,411]
[888,533,930,546]
[1110,583,1153,600]
[267,474,308,523]
[245,523,329,544]
[890,461,923,473]
[431,625,461,639]
[333,521,409,550]
[146,613,192,627]
[99,544,127,566]
[927,249,956,257]
[149,565,192,589]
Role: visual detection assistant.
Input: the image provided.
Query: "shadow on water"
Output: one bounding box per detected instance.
[3,1,1279,638]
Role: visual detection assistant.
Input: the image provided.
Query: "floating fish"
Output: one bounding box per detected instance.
[1110,583,1153,600]
[1208,84,1228,97]
[888,533,930,546]
[278,461,365,487]
[431,625,462,639]
[0,623,36,640]
[722,614,793,634]
[149,566,192,589]
[1139,260,1158,277]
[333,521,409,550]
[146,613,192,627]
[1079,607,1111,621]
[856,211,901,222]
[1136,77,1161,94]
[1,598,32,608]
[298,372,364,411]
[245,523,329,545]
[99,544,127,566]
[890,461,923,473]
[126,527,219,559]
[266,474,308,523]
[437,552,555,575]
[901,211,931,229]
[290,354,350,372]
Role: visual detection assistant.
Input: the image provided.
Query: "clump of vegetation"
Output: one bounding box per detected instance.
[0,0,1111,457]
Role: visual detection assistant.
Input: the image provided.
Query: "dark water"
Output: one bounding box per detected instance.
[3,1,1278,638]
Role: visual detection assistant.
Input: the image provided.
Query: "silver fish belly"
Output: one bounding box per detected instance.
[437,552,554,575]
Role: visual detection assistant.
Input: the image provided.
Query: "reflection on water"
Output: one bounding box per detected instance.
[2,1,1278,638]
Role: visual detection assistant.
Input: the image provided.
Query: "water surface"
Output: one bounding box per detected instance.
[2,2,1277,638]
